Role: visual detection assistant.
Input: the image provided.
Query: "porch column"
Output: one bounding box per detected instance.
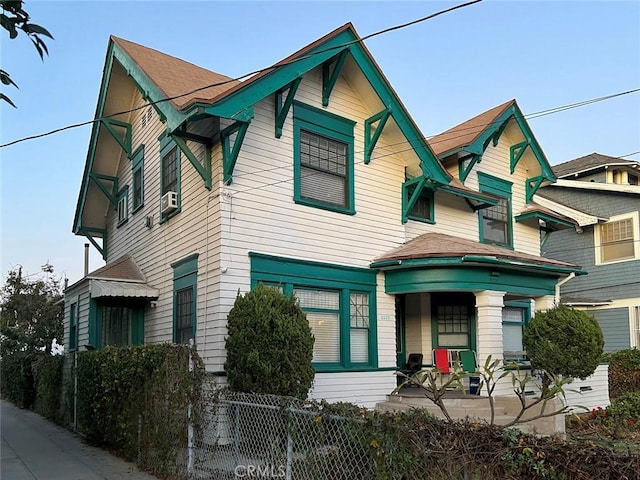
[534,295,556,313]
[474,290,505,367]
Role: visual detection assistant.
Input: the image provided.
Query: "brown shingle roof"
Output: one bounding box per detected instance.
[552,152,639,178]
[111,36,240,111]
[374,232,578,270]
[428,100,515,157]
[87,254,146,282]
[515,202,578,227]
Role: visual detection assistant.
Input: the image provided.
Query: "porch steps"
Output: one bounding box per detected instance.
[376,395,534,434]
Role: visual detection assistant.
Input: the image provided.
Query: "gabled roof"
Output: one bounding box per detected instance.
[371,232,583,274]
[111,36,239,111]
[428,99,555,182]
[552,152,639,179]
[429,100,515,157]
[86,254,146,282]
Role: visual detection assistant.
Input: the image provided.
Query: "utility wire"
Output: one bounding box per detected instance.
[0,0,482,149]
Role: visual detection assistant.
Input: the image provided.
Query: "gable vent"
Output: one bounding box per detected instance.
[141,107,153,129]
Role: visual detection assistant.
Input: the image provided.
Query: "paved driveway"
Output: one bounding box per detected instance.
[1,400,158,480]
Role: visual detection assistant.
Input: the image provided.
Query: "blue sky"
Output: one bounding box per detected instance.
[1,0,639,284]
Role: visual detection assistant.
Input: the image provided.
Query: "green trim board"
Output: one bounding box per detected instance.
[275,78,302,138]
[69,301,78,351]
[221,120,251,185]
[250,252,378,372]
[402,176,434,224]
[383,266,559,297]
[293,102,355,215]
[322,50,348,107]
[172,254,199,344]
[514,210,575,230]
[437,183,499,211]
[364,108,391,165]
[525,176,545,204]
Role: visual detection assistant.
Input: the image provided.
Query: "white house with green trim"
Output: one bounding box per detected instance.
[65,23,598,408]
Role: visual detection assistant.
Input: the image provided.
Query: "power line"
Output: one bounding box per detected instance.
[0,0,482,149]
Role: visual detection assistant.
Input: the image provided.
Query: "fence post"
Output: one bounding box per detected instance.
[285,407,293,480]
[73,351,78,432]
[187,341,194,478]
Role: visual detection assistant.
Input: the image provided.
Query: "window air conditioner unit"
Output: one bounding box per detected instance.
[161,191,178,214]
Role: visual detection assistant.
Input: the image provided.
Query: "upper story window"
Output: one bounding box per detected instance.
[131,145,144,212]
[160,136,181,222]
[478,172,513,248]
[293,102,355,215]
[116,185,129,227]
[595,212,639,264]
[404,183,434,223]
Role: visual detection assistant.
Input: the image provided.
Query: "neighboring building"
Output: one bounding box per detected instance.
[539,153,640,352]
[65,24,585,407]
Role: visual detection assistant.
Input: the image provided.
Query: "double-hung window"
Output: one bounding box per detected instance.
[478,172,513,248]
[116,185,129,226]
[250,253,377,371]
[69,302,78,351]
[293,102,355,215]
[131,145,144,212]
[160,136,181,222]
[172,254,198,344]
[595,213,639,264]
[501,303,530,357]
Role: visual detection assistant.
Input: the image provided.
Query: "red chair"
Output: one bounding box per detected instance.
[433,348,450,374]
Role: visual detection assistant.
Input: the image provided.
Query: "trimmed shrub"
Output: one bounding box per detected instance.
[76,343,204,475]
[0,350,36,408]
[523,305,604,380]
[225,284,314,399]
[32,354,63,422]
[607,348,640,401]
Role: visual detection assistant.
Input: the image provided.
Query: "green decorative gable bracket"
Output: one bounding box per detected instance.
[78,227,107,260]
[364,108,391,165]
[402,176,426,224]
[169,132,212,190]
[458,154,481,183]
[275,78,302,138]
[525,175,546,203]
[322,50,349,107]
[222,120,251,185]
[89,173,118,207]
[100,118,132,157]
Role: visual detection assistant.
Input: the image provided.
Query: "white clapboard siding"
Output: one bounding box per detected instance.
[310,371,397,408]
[564,364,611,411]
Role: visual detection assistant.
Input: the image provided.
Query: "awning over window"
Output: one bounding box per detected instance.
[91,279,159,299]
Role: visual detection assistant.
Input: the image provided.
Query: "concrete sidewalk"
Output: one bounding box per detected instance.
[1,400,159,480]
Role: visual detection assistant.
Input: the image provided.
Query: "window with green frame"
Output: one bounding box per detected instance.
[160,136,181,222]
[69,302,78,351]
[293,102,355,215]
[404,182,434,223]
[172,254,198,344]
[116,185,129,227]
[431,293,476,351]
[502,302,530,355]
[89,299,144,348]
[478,172,513,248]
[131,145,144,212]
[250,252,377,371]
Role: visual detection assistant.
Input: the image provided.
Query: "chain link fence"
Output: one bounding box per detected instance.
[186,390,375,480]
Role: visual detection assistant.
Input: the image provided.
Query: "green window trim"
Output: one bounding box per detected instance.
[430,294,477,353]
[131,145,145,213]
[477,172,513,249]
[116,185,129,227]
[293,102,356,215]
[69,302,78,351]
[402,177,435,224]
[172,254,198,344]
[92,300,145,348]
[250,252,378,372]
[159,135,181,224]
[502,301,531,357]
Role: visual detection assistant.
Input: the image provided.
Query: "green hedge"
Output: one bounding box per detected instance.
[76,344,204,475]
[1,351,37,409]
[607,348,640,401]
